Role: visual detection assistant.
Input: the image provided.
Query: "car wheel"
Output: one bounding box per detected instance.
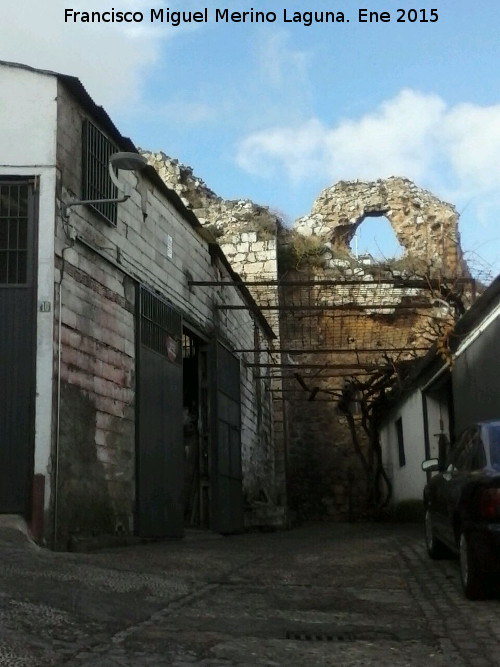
[425,509,448,559]
[459,531,485,600]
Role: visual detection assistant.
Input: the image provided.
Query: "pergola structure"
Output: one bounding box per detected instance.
[191,272,476,517]
[190,275,474,402]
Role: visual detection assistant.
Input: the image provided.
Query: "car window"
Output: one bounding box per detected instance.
[486,423,500,470]
[452,428,476,471]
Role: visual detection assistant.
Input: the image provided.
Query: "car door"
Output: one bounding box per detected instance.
[432,430,471,547]
[441,428,477,546]
[429,438,456,545]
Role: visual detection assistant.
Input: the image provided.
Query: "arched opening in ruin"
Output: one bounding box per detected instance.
[349,215,405,263]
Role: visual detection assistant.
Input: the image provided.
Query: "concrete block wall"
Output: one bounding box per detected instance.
[220,233,287,510]
[53,252,136,544]
[143,153,288,516]
[51,81,277,541]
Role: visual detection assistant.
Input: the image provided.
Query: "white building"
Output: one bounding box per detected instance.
[0,61,280,547]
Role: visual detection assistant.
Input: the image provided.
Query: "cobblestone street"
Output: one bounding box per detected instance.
[1,522,499,666]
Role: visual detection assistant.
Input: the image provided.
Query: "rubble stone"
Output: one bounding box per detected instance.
[294,177,468,277]
[143,152,470,521]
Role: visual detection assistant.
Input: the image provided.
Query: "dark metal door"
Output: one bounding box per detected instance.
[0,179,37,513]
[211,341,243,533]
[136,286,183,537]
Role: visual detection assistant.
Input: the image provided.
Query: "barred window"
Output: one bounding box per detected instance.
[82,119,118,225]
[140,287,182,363]
[0,182,29,284]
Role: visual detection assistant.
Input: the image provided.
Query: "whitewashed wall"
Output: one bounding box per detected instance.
[0,64,57,510]
[380,390,428,503]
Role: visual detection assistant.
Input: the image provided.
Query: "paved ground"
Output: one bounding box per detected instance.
[0,521,499,666]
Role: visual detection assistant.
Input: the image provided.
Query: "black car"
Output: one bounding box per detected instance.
[422,420,500,599]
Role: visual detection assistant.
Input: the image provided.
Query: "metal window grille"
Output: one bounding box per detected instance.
[0,182,29,284]
[182,334,196,359]
[140,286,182,363]
[82,119,118,225]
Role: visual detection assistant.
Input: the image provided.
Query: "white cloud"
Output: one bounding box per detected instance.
[236,90,500,200]
[443,103,500,193]
[322,90,446,184]
[257,31,310,89]
[236,118,328,181]
[1,1,193,110]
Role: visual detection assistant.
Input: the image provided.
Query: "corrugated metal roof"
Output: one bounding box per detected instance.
[450,274,500,349]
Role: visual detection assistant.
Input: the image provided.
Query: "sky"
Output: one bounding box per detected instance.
[3,0,500,280]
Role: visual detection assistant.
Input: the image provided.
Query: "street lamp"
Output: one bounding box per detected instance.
[62,151,147,219]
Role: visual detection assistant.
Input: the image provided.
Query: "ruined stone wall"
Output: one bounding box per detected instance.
[294,177,468,277]
[144,153,467,521]
[142,152,280,284]
[282,178,466,518]
[279,267,450,519]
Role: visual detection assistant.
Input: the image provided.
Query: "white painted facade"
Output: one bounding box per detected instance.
[0,65,57,509]
[380,384,450,503]
[425,393,450,460]
[380,391,427,502]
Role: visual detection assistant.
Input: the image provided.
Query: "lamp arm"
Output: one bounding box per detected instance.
[62,154,142,219]
[62,194,130,219]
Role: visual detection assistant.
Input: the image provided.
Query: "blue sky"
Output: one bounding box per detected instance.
[4,1,500,279]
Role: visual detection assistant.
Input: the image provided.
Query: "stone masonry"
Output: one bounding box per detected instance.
[144,153,468,521]
[143,152,288,518]
[141,152,280,285]
[294,177,468,278]
[283,178,468,518]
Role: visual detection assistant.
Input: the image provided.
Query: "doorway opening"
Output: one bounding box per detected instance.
[182,329,210,528]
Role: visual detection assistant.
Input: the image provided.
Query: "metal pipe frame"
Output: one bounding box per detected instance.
[254,371,378,379]
[189,278,473,288]
[247,362,391,369]
[216,303,433,311]
[235,346,429,354]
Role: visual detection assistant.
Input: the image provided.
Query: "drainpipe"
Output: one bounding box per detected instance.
[53,262,65,548]
[53,223,72,549]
